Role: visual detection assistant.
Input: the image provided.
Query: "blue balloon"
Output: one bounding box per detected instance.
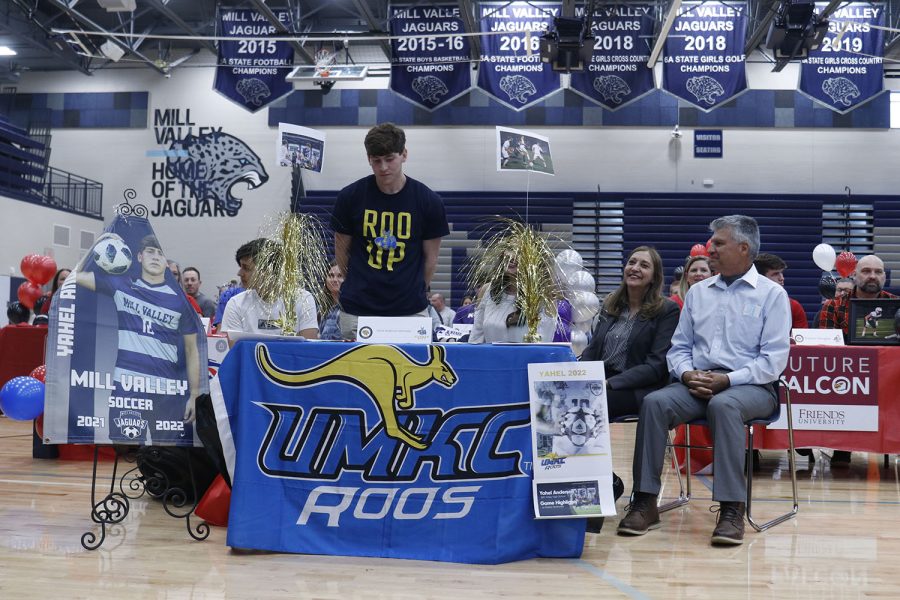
[0,376,45,421]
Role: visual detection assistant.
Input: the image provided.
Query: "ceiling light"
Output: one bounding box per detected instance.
[0,47,17,56]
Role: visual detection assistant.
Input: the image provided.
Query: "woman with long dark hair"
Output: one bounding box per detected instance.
[582,246,680,419]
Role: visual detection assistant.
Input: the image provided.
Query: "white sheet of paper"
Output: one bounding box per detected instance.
[356,316,432,344]
[791,328,844,346]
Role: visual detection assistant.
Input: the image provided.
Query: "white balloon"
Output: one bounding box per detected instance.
[556,249,583,276]
[812,243,836,272]
[570,329,588,357]
[572,291,600,323]
[567,270,595,293]
[573,319,593,333]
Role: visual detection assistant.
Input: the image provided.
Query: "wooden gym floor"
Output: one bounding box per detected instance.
[0,416,896,599]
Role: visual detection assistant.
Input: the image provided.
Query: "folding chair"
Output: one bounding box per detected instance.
[666,379,799,531]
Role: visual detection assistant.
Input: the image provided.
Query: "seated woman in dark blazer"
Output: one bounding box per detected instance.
[582,246,680,419]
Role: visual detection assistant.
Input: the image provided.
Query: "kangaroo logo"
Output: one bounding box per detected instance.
[256,344,458,450]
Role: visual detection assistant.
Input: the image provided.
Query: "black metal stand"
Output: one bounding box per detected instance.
[81,446,130,550]
[81,445,210,550]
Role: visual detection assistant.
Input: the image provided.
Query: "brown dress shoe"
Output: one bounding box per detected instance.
[617,492,660,536]
[711,501,745,546]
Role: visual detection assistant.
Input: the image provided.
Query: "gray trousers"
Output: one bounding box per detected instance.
[632,381,776,503]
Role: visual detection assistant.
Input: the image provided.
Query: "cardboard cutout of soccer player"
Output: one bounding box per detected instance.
[43,214,207,447]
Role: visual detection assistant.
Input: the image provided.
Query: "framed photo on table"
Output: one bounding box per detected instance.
[848,298,900,345]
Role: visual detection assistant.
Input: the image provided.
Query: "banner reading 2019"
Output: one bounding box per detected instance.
[389,4,473,110]
[800,3,885,113]
[214,8,294,113]
[662,2,747,111]
[478,2,561,110]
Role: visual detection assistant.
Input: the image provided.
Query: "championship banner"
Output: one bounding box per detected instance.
[389,4,473,110]
[799,3,885,113]
[44,213,209,446]
[477,1,562,110]
[662,1,747,111]
[568,3,655,110]
[770,345,878,431]
[214,8,294,113]
[528,361,615,519]
[211,341,585,564]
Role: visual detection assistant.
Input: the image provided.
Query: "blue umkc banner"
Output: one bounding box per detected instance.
[478,1,562,110]
[569,3,655,110]
[214,8,294,113]
[663,1,747,111]
[389,4,473,110]
[211,341,585,564]
[44,213,208,446]
[800,3,885,113]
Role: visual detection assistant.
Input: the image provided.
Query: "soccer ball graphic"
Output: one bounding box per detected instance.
[122,426,140,439]
[92,238,133,275]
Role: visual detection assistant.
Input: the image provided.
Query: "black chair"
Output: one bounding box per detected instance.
[667,379,799,531]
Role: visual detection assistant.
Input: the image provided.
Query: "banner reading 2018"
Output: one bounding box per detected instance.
[214,8,294,113]
[478,1,561,110]
[800,3,885,113]
[389,4,473,110]
[663,2,747,111]
[569,4,654,110]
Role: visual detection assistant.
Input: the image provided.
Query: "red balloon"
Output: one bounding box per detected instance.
[705,239,712,252]
[31,256,57,286]
[30,365,47,383]
[17,281,43,309]
[690,243,709,257]
[835,251,857,278]
[20,254,41,282]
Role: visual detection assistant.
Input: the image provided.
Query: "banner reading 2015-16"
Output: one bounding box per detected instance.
[569,3,655,110]
[662,1,747,111]
[800,3,885,113]
[478,1,561,110]
[214,8,295,113]
[389,4,473,110]
[44,213,208,447]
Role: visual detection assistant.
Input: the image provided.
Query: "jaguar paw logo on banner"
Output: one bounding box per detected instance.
[251,343,529,483]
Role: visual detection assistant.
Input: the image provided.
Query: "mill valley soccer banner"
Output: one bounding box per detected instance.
[214,8,294,113]
[389,4,473,110]
[211,341,585,564]
[663,1,747,111]
[44,214,208,447]
[478,1,562,110]
[800,3,885,113]
[569,3,655,110]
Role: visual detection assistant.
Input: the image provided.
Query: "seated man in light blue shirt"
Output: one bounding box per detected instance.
[617,215,791,546]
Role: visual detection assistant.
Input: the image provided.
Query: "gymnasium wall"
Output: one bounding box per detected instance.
[3,55,900,299]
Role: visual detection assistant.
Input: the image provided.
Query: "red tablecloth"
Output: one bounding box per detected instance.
[761,345,900,453]
[0,325,47,386]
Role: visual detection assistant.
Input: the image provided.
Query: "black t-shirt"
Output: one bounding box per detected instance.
[331,175,449,316]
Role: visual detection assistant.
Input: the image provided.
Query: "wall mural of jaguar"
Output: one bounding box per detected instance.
[166,131,269,215]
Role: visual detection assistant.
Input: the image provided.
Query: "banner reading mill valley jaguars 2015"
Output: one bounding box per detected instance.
[663,1,747,111]
[568,3,655,110]
[215,8,294,112]
[43,214,208,447]
[478,1,562,110]
[800,3,885,113]
[389,4,473,110]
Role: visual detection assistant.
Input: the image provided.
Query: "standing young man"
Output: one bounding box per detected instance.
[331,123,450,340]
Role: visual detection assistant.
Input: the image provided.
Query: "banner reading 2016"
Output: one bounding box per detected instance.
[800,3,885,113]
[214,8,294,113]
[662,2,747,111]
[389,4,472,110]
[478,1,561,110]
[569,4,654,110]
